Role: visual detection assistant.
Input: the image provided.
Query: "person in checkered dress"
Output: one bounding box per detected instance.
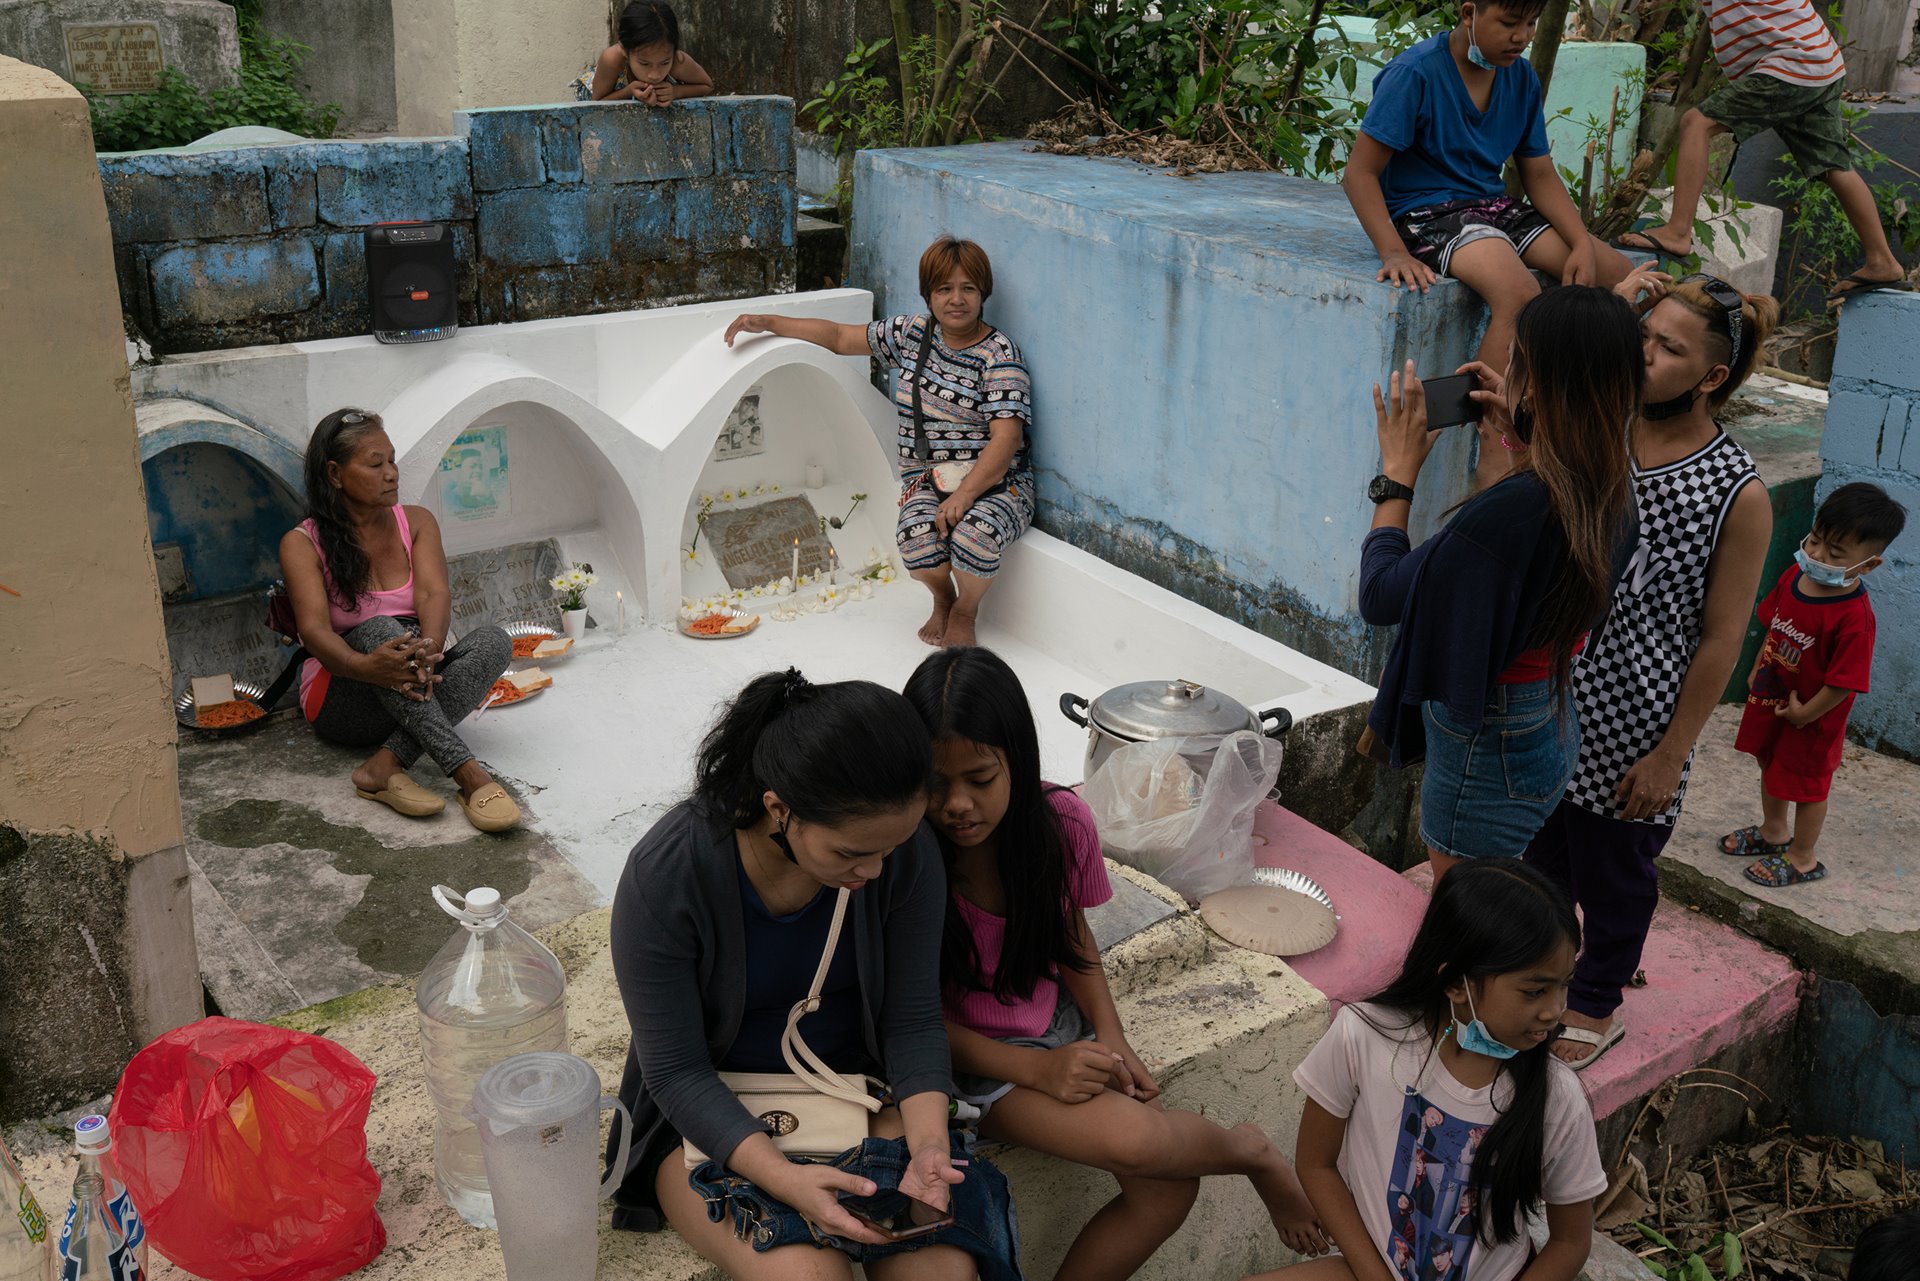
[1519,268,1779,1070]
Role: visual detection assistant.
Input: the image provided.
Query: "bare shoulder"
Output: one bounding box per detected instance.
[280,525,316,560]
[596,42,626,70]
[402,503,440,533]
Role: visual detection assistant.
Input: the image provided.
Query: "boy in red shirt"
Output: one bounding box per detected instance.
[1722,483,1906,886]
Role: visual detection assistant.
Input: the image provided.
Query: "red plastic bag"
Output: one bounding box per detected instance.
[108,1017,386,1281]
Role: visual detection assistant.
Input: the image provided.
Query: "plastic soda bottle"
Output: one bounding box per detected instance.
[57,1118,143,1281]
[0,1132,54,1281]
[416,885,568,1229]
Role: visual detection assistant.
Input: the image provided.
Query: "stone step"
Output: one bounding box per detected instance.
[796,211,846,292]
[1251,799,1802,1163]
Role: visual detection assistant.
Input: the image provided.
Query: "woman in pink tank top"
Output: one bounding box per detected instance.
[278,409,520,832]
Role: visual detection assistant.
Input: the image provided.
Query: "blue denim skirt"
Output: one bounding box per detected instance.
[687,1131,1023,1281]
[1419,678,1578,859]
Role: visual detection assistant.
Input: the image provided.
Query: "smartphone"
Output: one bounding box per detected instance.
[839,1188,955,1241]
[1419,372,1485,430]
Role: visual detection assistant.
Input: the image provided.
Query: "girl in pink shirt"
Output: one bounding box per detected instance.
[904,647,1327,1278]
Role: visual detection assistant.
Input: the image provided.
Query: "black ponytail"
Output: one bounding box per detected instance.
[695,667,933,827]
[301,408,386,610]
[903,647,1093,1001]
[1358,859,1581,1247]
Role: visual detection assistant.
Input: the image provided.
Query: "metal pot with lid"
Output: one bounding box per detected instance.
[1060,679,1292,781]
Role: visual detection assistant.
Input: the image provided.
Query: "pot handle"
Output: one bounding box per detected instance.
[1257,706,1293,739]
[1059,692,1090,728]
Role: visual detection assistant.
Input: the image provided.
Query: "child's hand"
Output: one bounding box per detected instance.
[1034,1044,1117,1105]
[1106,1040,1161,1102]
[1373,360,1436,486]
[1561,240,1598,286]
[723,313,779,347]
[1376,251,1438,293]
[1775,691,1817,728]
[633,81,672,106]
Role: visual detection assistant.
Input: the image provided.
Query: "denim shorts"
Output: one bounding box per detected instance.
[687,1131,1024,1281]
[1419,679,1578,859]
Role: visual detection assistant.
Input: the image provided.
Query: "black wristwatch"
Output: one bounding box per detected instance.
[1368,474,1415,504]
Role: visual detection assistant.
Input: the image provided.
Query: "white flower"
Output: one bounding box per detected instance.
[777,575,793,592]
[720,489,736,503]
[770,483,781,493]
[878,565,897,583]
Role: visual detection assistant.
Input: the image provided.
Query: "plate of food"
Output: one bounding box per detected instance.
[480,668,552,712]
[176,677,272,734]
[678,607,761,639]
[503,621,575,661]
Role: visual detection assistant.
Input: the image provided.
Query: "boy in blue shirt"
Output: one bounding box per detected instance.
[1344,0,1631,483]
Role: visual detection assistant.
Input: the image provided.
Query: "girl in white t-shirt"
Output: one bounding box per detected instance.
[1250,860,1608,1281]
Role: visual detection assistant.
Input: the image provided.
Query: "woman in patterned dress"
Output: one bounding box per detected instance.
[1495,267,1779,1070]
[724,237,1035,647]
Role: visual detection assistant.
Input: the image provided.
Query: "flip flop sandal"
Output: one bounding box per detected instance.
[1825,273,1914,305]
[1719,825,1789,858]
[458,781,523,833]
[354,770,445,817]
[1612,229,1690,259]
[1744,854,1827,888]
[1553,1017,1626,1072]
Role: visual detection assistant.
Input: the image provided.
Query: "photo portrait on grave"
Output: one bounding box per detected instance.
[1356,286,1642,885]
[280,409,519,832]
[723,236,1035,649]
[603,668,1022,1281]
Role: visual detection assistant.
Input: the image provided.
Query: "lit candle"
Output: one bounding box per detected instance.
[791,537,800,586]
[830,548,839,584]
[616,590,626,635]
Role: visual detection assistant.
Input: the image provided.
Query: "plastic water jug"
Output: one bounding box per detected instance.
[468,1053,630,1281]
[417,886,569,1228]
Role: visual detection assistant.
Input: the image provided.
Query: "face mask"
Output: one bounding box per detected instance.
[1641,378,1705,421]
[1464,7,1496,69]
[1796,538,1871,588]
[1509,398,1534,445]
[1446,983,1519,1060]
[769,821,799,864]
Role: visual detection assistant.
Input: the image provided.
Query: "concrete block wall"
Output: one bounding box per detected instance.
[97,97,795,353]
[1816,291,1920,760]
[852,143,1490,682]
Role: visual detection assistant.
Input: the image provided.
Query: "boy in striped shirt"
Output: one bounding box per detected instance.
[1619,0,1909,303]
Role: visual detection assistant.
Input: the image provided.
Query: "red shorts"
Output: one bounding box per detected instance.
[1734,704,1838,804]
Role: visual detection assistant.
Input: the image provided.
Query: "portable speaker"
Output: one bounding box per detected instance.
[365,222,458,344]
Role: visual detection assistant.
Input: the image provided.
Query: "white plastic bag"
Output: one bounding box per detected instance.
[1082,730,1283,903]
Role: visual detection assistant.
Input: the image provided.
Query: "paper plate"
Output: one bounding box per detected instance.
[1249,866,1338,916]
[678,607,761,639]
[1198,885,1338,958]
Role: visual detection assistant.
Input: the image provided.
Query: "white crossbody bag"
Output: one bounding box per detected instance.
[683,887,885,1167]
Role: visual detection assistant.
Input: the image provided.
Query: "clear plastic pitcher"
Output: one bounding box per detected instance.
[417,886,569,1229]
[468,1053,630,1281]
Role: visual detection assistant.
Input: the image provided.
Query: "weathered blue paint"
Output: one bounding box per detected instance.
[315,139,472,226]
[1814,291,1920,761]
[137,414,307,494]
[852,143,1490,678]
[477,185,614,268]
[100,98,796,350]
[1794,977,1920,1163]
[142,442,305,603]
[149,239,321,324]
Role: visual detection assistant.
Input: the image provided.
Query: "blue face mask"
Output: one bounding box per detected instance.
[1795,538,1870,589]
[1447,984,1520,1060]
[1465,8,1497,69]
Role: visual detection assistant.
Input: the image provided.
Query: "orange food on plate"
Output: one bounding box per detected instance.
[196,699,264,729]
[510,634,553,658]
[487,678,531,706]
[686,613,733,636]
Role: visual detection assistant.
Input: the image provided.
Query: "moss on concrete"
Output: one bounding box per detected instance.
[196,797,540,977]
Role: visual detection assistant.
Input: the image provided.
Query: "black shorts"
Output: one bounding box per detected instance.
[1393,195,1554,275]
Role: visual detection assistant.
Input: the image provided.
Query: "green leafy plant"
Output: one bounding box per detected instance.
[85,32,340,152]
[1635,1224,1745,1281]
[1767,121,1920,318]
[1049,0,1441,177]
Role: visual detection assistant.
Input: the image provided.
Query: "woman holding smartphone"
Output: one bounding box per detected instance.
[605,668,1021,1280]
[1357,286,1641,882]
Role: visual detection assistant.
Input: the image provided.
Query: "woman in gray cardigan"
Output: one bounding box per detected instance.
[607,668,1019,1280]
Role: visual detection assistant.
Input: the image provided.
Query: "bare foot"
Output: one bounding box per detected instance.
[1238,1123,1329,1256]
[918,600,950,646]
[942,609,978,648]
[1551,1008,1614,1067]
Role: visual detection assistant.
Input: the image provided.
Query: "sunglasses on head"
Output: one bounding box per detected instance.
[1676,273,1744,367]
[340,409,372,426]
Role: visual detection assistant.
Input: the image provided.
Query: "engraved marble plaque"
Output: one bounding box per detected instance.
[65,23,166,94]
[705,496,832,590]
[445,538,568,636]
